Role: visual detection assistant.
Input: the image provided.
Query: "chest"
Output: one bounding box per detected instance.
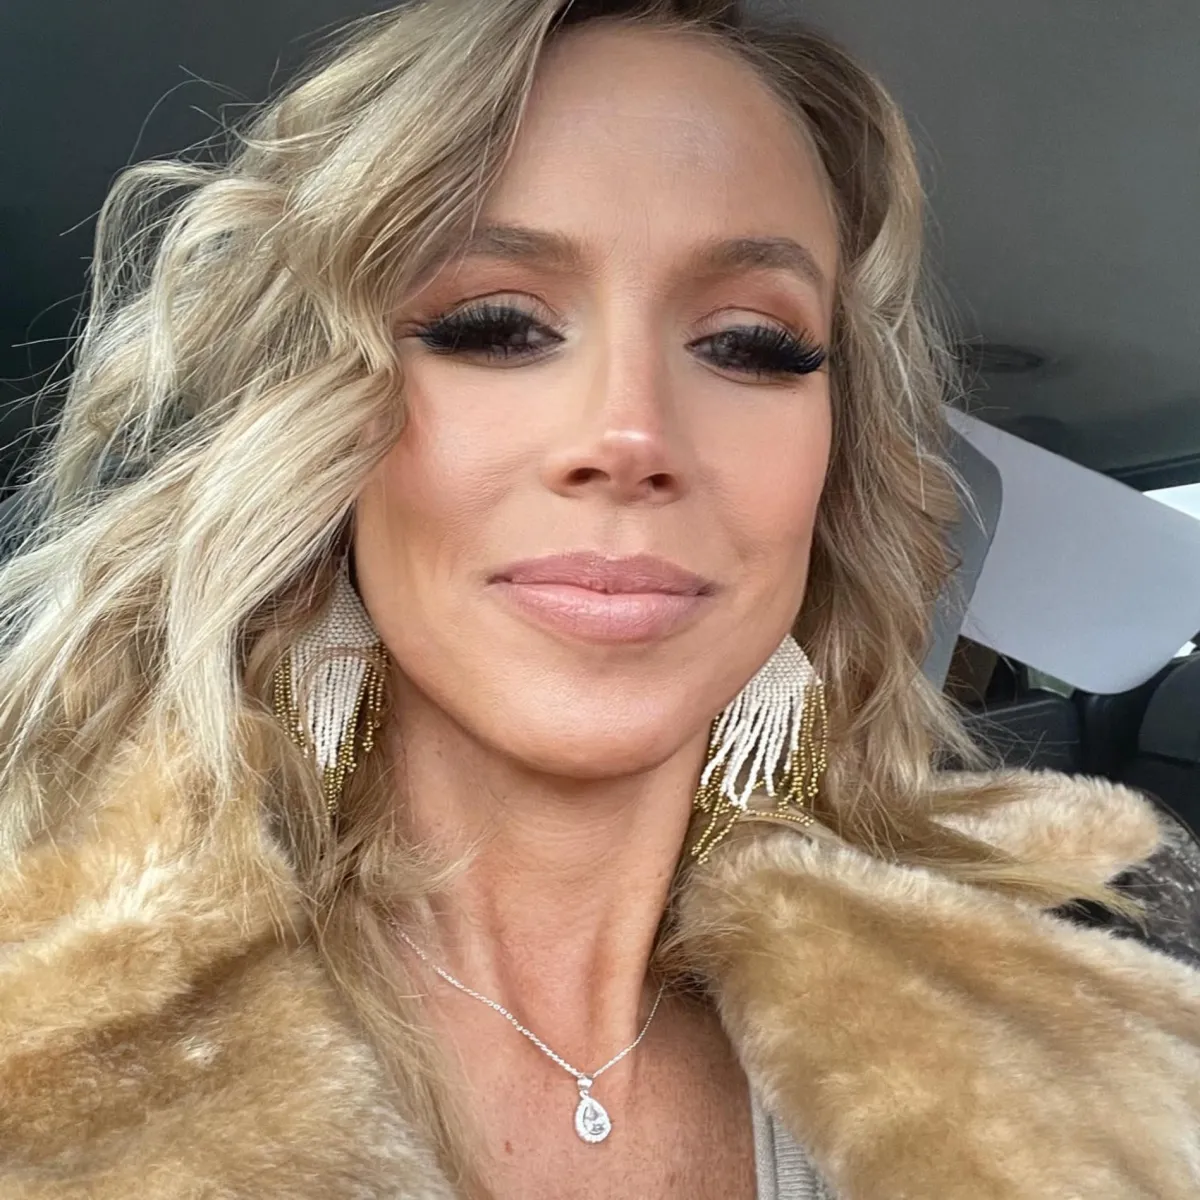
[472,1080,756,1200]
[454,999,757,1200]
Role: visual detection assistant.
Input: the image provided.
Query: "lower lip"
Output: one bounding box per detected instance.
[492,582,708,644]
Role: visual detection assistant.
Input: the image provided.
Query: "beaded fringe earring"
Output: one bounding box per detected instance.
[690,634,828,863]
[272,562,387,819]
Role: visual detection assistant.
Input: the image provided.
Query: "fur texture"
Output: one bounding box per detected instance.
[1,760,1198,1198]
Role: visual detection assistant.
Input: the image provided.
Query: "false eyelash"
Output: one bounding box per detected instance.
[695,325,827,378]
[416,302,828,379]
[416,302,562,358]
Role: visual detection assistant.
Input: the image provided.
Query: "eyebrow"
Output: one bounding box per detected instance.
[457,224,830,294]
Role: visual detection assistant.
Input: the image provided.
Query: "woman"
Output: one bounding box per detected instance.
[1,1,1198,1196]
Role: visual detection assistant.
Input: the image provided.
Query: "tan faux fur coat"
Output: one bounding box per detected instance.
[3,756,1200,1199]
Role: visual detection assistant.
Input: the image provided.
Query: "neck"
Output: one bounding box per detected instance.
[387,680,706,1065]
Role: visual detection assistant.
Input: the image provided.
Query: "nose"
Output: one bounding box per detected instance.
[541,344,687,506]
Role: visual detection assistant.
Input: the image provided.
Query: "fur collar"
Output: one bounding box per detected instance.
[2,762,1199,1199]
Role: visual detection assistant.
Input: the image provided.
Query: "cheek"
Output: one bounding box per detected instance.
[355,370,526,575]
[353,391,493,654]
[709,385,832,573]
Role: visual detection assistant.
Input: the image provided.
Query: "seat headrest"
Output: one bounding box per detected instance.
[1139,654,1200,762]
[921,425,1003,689]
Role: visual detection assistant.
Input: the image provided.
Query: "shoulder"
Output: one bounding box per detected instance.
[0,753,447,1198]
[1062,802,1200,969]
[686,773,1200,1198]
[918,766,1200,967]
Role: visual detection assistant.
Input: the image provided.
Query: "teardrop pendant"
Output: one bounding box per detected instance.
[573,1077,612,1144]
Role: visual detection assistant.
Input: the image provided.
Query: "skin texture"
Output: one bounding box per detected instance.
[353,23,838,1200]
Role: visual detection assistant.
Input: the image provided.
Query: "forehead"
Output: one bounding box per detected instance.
[479,23,839,290]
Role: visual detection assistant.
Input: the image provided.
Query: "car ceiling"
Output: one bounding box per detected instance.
[2,0,1197,487]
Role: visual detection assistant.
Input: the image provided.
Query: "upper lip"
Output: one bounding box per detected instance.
[491,552,716,596]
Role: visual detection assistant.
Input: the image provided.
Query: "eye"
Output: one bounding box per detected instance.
[689,324,827,380]
[414,301,563,361]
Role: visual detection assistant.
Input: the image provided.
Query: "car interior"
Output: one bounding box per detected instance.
[3,0,1199,847]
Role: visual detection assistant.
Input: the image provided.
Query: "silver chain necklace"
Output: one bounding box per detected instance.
[395,927,667,1144]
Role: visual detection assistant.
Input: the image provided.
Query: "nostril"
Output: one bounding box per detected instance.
[565,466,607,486]
[647,472,673,492]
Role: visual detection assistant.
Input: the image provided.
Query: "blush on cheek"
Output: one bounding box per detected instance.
[725,405,830,616]
[352,368,530,644]
[383,366,542,507]
[732,411,830,526]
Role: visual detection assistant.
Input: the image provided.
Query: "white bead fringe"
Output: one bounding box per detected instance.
[287,565,379,774]
[700,635,819,811]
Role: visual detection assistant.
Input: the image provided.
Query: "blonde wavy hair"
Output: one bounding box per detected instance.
[0,0,1112,1180]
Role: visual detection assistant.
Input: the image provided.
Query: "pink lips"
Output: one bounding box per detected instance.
[490,552,715,644]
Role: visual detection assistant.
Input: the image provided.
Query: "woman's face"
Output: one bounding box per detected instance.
[355,24,838,779]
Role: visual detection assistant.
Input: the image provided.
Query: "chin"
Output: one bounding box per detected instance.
[393,638,723,784]
[481,698,702,783]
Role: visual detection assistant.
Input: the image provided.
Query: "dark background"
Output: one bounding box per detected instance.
[3,0,1198,490]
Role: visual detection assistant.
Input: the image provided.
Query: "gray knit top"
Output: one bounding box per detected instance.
[752,1095,832,1200]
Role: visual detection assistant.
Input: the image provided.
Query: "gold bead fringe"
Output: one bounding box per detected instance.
[272,642,387,819]
[689,679,828,864]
